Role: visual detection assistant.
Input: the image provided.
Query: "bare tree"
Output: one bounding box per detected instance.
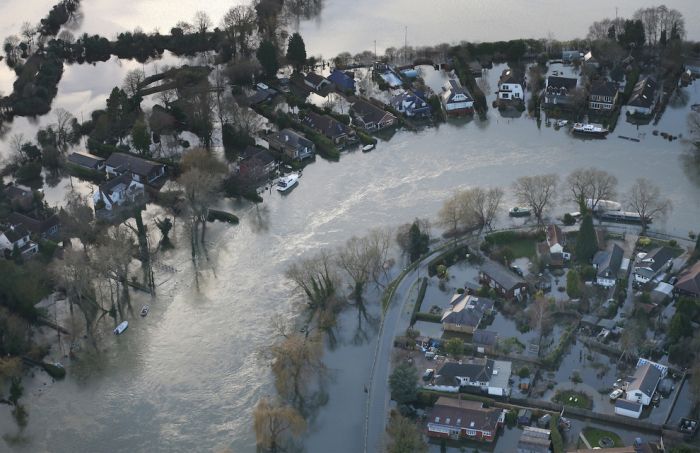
[437,191,464,235]
[53,108,75,153]
[94,226,136,322]
[122,68,146,98]
[512,174,559,228]
[253,397,306,453]
[192,11,212,34]
[566,167,618,212]
[626,178,672,232]
[528,293,552,356]
[472,187,503,232]
[60,191,98,251]
[221,5,257,60]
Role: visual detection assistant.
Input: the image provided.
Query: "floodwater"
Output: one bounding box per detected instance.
[2,1,700,452]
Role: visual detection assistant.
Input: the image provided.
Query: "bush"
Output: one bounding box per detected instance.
[410,278,429,325]
[518,367,530,378]
[414,312,441,323]
[563,213,576,226]
[669,239,678,247]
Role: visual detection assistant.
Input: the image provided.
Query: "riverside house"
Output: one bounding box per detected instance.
[441,294,494,334]
[588,80,619,111]
[67,152,105,171]
[0,224,38,257]
[93,173,145,212]
[267,129,315,161]
[303,72,332,92]
[479,259,528,301]
[592,244,624,287]
[544,76,578,107]
[426,397,505,442]
[675,261,700,298]
[391,90,431,119]
[351,99,397,131]
[302,111,353,145]
[497,69,525,105]
[104,153,166,187]
[441,79,474,116]
[633,246,675,284]
[431,358,512,396]
[625,77,658,116]
[6,212,60,240]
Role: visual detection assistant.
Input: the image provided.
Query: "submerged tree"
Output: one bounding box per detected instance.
[252,397,306,453]
[512,174,558,228]
[566,167,617,212]
[626,178,672,232]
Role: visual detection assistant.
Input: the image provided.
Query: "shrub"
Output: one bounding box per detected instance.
[410,278,429,325]
[518,367,530,378]
[669,239,677,247]
[563,213,576,226]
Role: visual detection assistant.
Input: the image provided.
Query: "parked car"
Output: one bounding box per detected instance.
[609,388,624,400]
[510,265,524,276]
[613,378,624,388]
[652,392,661,405]
[422,369,435,382]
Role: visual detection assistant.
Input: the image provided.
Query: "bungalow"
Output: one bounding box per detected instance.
[562,50,582,64]
[517,426,552,453]
[327,69,355,93]
[93,173,145,212]
[267,129,315,161]
[633,246,675,284]
[615,399,643,418]
[0,224,38,256]
[238,146,277,179]
[67,152,105,171]
[625,77,657,116]
[625,362,663,406]
[472,329,498,354]
[247,86,277,106]
[302,111,353,145]
[351,99,397,131]
[441,294,494,334]
[592,244,624,287]
[426,397,505,442]
[441,79,474,115]
[6,212,60,240]
[303,72,332,92]
[479,259,528,301]
[390,90,431,119]
[544,76,578,107]
[497,69,525,104]
[104,153,166,186]
[433,359,511,396]
[588,80,619,111]
[675,261,700,298]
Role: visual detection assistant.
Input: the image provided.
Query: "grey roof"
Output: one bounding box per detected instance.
[105,153,163,179]
[676,261,700,296]
[437,359,494,384]
[443,79,473,104]
[4,185,32,200]
[547,76,578,91]
[480,259,526,291]
[581,314,599,326]
[517,426,552,453]
[270,128,314,150]
[473,330,497,346]
[590,80,618,97]
[615,398,643,412]
[67,152,104,169]
[240,146,275,167]
[499,68,524,86]
[305,72,328,87]
[597,318,616,330]
[628,76,657,108]
[635,246,675,279]
[1,224,29,243]
[627,363,662,397]
[6,212,59,236]
[302,111,349,140]
[352,99,395,125]
[596,244,624,279]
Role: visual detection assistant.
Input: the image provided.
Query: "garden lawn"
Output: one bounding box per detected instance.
[553,390,592,409]
[581,427,623,448]
[507,238,536,260]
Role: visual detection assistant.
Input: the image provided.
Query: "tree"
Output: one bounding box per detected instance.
[286,33,306,71]
[396,219,430,263]
[575,215,598,263]
[512,174,558,228]
[122,68,145,98]
[618,19,645,49]
[443,338,464,358]
[529,293,552,355]
[221,5,256,60]
[192,11,212,34]
[389,363,418,405]
[131,120,150,156]
[566,270,581,298]
[669,311,693,343]
[386,412,428,453]
[566,167,617,213]
[59,191,98,250]
[257,40,279,79]
[154,217,173,248]
[626,178,672,232]
[253,397,306,453]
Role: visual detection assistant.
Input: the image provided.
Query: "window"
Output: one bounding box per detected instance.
[466,429,476,436]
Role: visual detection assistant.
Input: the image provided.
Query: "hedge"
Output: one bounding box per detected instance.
[427,244,469,277]
[414,312,441,323]
[410,278,429,325]
[541,325,576,369]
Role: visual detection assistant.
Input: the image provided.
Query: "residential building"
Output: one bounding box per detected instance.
[327,69,355,93]
[472,330,498,354]
[546,224,564,254]
[625,77,657,116]
[390,90,431,119]
[267,129,315,161]
[247,86,277,106]
[67,152,105,171]
[614,398,643,418]
[93,173,145,212]
[625,363,663,406]
[426,397,505,442]
[592,244,624,287]
[302,111,353,145]
[4,184,34,211]
[303,72,332,92]
[238,146,277,180]
[6,212,60,239]
[104,153,166,186]
[675,261,700,298]
[0,224,38,256]
[351,99,397,131]
[433,358,511,396]
[441,79,474,115]
[517,426,552,453]
[562,50,582,63]
[633,246,675,284]
[479,259,528,301]
[441,294,494,334]
[497,69,525,103]
[583,51,599,69]
[685,58,700,76]
[544,76,578,107]
[588,80,619,111]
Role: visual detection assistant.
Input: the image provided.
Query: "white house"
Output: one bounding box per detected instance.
[0,224,38,256]
[430,359,511,396]
[497,69,524,103]
[615,399,643,418]
[93,173,145,211]
[624,362,663,406]
[441,79,474,115]
[633,246,675,284]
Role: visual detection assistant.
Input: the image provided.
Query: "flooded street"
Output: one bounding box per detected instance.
[1,1,700,452]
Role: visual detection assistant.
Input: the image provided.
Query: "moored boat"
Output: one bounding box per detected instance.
[572,122,609,137]
[362,143,375,152]
[276,173,299,193]
[509,206,531,217]
[114,321,129,335]
[140,305,150,317]
[586,198,622,212]
[599,210,650,224]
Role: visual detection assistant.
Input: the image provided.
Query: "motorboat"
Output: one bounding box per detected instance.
[509,206,531,217]
[140,305,150,317]
[556,119,568,127]
[362,143,375,152]
[572,122,609,137]
[586,198,622,212]
[114,321,129,335]
[276,173,299,193]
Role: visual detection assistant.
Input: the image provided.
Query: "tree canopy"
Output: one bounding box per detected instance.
[286,33,307,70]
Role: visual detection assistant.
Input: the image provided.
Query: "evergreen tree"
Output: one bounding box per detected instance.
[256,40,279,79]
[389,363,418,405]
[131,120,150,156]
[575,215,598,263]
[286,32,307,71]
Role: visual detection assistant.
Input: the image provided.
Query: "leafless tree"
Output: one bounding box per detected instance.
[57,30,75,44]
[512,174,559,228]
[566,167,618,212]
[53,108,75,153]
[626,178,672,232]
[437,191,464,235]
[60,191,98,251]
[472,187,503,232]
[122,68,146,98]
[221,5,257,60]
[94,226,136,322]
[528,293,552,357]
[192,11,212,34]
[253,397,306,452]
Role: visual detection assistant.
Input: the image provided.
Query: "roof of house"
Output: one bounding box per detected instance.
[437,359,494,384]
[547,76,578,91]
[302,111,349,139]
[480,259,526,291]
[590,80,619,98]
[105,153,163,178]
[627,363,662,397]
[595,244,624,279]
[443,79,473,104]
[499,69,524,86]
[615,398,643,412]
[628,76,657,108]
[676,261,700,295]
[96,173,141,207]
[248,88,276,105]
[427,397,502,432]
[269,128,314,150]
[518,426,552,453]
[352,99,395,125]
[6,212,59,236]
[1,224,29,243]
[473,329,498,346]
[546,224,563,246]
[635,246,675,278]
[4,185,32,200]
[240,146,275,167]
[442,294,493,328]
[305,72,328,87]
[327,69,355,90]
[390,90,429,112]
[67,152,105,168]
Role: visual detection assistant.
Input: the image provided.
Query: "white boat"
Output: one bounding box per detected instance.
[362,143,375,152]
[509,206,531,217]
[586,198,622,212]
[556,120,568,127]
[276,173,299,193]
[140,305,150,317]
[572,122,609,137]
[114,321,129,335]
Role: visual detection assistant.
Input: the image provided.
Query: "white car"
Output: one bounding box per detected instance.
[609,388,624,400]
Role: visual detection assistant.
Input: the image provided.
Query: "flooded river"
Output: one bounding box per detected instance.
[2,1,700,452]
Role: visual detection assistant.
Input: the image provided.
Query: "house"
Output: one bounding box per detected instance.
[302,111,353,145]
[685,58,700,76]
[6,212,60,239]
[441,294,494,334]
[390,90,431,119]
[544,76,578,106]
[517,426,552,453]
[351,99,397,131]
[327,69,355,93]
[588,80,619,111]
[433,359,511,396]
[238,146,277,179]
[479,259,528,301]
[592,244,624,287]
[426,397,505,442]
[472,330,498,354]
[93,173,145,212]
[247,86,277,105]
[625,77,657,116]
[497,69,525,103]
[67,152,105,171]
[562,50,582,64]
[0,224,38,256]
[546,224,564,254]
[615,398,643,418]
[4,184,34,211]
[267,129,315,161]
[303,72,332,92]
[633,246,675,284]
[104,153,166,186]
[441,79,474,115]
[583,51,599,69]
[468,61,483,77]
[625,363,663,406]
[675,261,700,298]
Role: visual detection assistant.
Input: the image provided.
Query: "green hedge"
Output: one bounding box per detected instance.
[410,278,429,325]
[550,416,564,453]
[414,312,441,323]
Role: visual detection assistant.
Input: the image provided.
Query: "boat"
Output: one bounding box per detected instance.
[114,321,129,335]
[509,206,531,217]
[276,173,299,193]
[599,210,650,224]
[572,122,609,137]
[556,119,568,127]
[586,198,622,212]
[140,305,150,317]
[362,143,375,152]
